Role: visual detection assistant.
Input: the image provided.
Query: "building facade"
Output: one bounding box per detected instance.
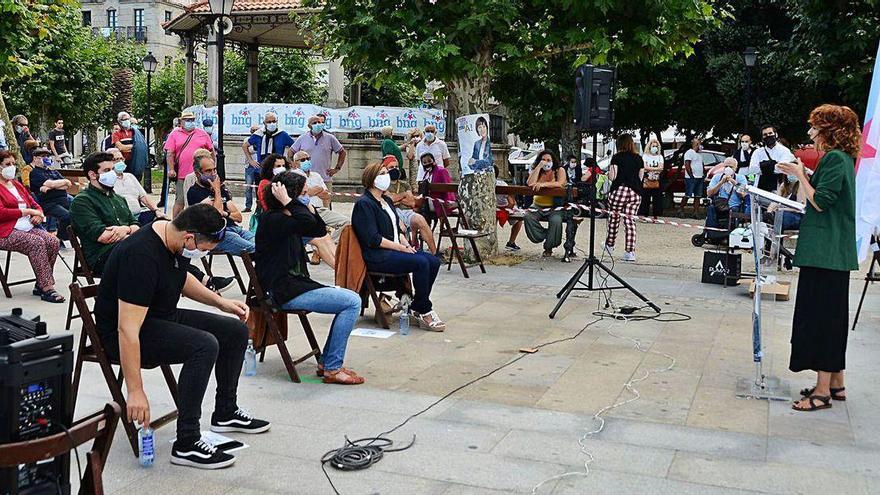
[80,0,194,67]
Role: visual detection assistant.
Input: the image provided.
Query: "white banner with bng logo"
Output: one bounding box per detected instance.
[184,104,446,138]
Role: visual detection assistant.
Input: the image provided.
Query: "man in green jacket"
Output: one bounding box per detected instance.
[70,152,232,292]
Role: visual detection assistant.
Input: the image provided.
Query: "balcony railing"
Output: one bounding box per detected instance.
[92,26,148,43]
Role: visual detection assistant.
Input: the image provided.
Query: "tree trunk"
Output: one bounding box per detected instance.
[560,115,580,162]
[83,126,98,155]
[449,70,497,258]
[0,89,25,169]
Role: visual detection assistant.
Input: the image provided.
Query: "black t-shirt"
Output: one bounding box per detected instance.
[609,152,644,194]
[188,184,233,227]
[47,129,66,154]
[29,166,68,202]
[94,224,189,339]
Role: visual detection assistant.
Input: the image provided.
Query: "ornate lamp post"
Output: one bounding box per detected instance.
[742,47,757,134]
[142,51,158,191]
[208,0,234,180]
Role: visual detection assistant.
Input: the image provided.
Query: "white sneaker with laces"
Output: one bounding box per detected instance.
[621,251,636,262]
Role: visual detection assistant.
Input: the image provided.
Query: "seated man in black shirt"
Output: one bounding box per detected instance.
[186,149,255,254]
[93,204,270,469]
[28,146,72,240]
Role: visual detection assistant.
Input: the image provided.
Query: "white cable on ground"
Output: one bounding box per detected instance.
[531,316,677,494]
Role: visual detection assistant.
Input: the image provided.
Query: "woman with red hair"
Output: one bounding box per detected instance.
[778,104,861,412]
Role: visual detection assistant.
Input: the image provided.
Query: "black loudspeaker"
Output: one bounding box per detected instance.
[701,251,741,285]
[574,64,616,132]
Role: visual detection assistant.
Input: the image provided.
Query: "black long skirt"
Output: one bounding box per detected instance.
[790,266,850,373]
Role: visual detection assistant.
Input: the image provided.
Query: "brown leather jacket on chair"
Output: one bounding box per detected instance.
[335,225,366,293]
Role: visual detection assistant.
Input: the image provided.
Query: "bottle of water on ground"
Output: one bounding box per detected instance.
[138,426,154,467]
[399,295,411,336]
[244,339,257,376]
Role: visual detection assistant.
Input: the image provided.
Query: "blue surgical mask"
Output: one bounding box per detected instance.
[787,174,798,183]
[297,195,310,206]
[41,157,52,167]
[15,126,24,134]
[184,121,196,131]
[311,123,324,135]
[204,126,213,134]
[98,170,117,188]
[200,173,217,184]
[113,161,126,173]
[300,160,312,173]
[424,132,435,141]
[120,120,131,129]
[266,123,278,132]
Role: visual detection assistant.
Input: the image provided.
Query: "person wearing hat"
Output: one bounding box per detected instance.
[380,125,404,173]
[202,118,218,150]
[164,111,215,217]
[28,144,73,241]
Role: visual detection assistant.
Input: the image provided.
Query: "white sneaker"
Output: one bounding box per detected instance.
[621,251,636,262]
[603,244,614,257]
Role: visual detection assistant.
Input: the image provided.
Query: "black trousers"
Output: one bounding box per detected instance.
[101,309,248,443]
[639,188,664,217]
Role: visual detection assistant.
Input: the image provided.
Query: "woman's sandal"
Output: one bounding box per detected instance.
[414,310,446,332]
[316,364,361,378]
[322,368,365,385]
[800,386,846,401]
[39,289,65,304]
[792,395,832,412]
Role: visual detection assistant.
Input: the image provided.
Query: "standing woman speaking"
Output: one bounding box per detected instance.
[778,104,861,412]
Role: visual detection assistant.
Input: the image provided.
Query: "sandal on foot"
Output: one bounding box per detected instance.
[40,289,65,303]
[322,368,365,385]
[316,364,361,378]
[793,395,832,412]
[32,284,42,296]
[800,386,846,401]
[413,310,446,332]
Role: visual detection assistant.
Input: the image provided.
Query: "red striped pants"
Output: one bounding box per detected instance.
[605,186,641,253]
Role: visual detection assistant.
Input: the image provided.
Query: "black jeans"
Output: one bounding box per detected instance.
[639,188,664,217]
[41,196,71,240]
[101,309,248,443]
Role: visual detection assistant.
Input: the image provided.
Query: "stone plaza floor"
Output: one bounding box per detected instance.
[2,202,879,494]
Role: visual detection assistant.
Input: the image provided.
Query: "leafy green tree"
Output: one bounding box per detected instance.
[133,61,206,141]
[305,0,715,253]
[0,0,78,164]
[219,48,325,105]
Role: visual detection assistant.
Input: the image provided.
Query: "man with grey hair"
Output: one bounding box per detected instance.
[112,111,135,164]
[244,112,294,168]
[291,114,346,185]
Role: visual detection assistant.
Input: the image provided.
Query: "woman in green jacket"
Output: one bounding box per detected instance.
[778,104,861,412]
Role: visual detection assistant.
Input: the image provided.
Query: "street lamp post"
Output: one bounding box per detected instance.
[208,0,234,180]
[743,47,757,134]
[142,51,157,191]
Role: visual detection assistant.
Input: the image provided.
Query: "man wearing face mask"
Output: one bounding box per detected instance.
[290,150,349,242]
[241,124,261,212]
[28,146,72,240]
[706,159,748,228]
[70,152,229,290]
[93,203,270,469]
[414,124,450,181]
[748,124,795,192]
[187,150,255,255]
[112,112,135,165]
[731,133,753,172]
[291,115,346,189]
[165,111,215,218]
[107,148,165,226]
[12,115,34,164]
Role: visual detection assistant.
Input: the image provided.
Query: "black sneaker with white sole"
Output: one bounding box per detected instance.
[171,438,235,469]
[210,408,271,434]
[206,276,235,294]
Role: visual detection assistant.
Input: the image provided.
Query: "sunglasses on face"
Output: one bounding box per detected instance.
[298,157,310,162]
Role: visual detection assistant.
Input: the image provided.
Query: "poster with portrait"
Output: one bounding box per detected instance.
[456,114,492,176]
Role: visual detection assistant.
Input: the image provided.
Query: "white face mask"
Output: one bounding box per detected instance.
[374,173,391,191]
[266,123,278,132]
[98,170,117,188]
[650,146,659,154]
[272,166,286,176]
[182,246,209,259]
[541,161,553,171]
[1,165,16,180]
[740,142,750,150]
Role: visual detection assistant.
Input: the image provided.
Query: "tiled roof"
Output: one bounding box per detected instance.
[187,0,303,13]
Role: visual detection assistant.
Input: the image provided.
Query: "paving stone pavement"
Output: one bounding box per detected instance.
[2,199,879,494]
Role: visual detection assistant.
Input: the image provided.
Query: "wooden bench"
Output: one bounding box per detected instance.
[425,182,581,256]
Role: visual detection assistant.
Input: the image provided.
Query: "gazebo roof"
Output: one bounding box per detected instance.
[164,0,312,49]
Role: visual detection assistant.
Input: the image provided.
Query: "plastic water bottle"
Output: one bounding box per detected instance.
[399,295,411,336]
[244,339,257,376]
[138,427,154,467]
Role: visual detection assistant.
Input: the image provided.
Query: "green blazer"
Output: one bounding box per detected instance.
[793,149,858,272]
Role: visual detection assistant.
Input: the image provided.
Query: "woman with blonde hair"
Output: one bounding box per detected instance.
[778,104,861,411]
[639,136,664,217]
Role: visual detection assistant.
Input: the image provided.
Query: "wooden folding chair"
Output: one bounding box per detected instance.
[240,252,322,383]
[69,283,180,457]
[0,402,121,495]
[434,201,488,278]
[360,272,414,329]
[201,252,248,294]
[0,249,37,298]
[66,226,98,330]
